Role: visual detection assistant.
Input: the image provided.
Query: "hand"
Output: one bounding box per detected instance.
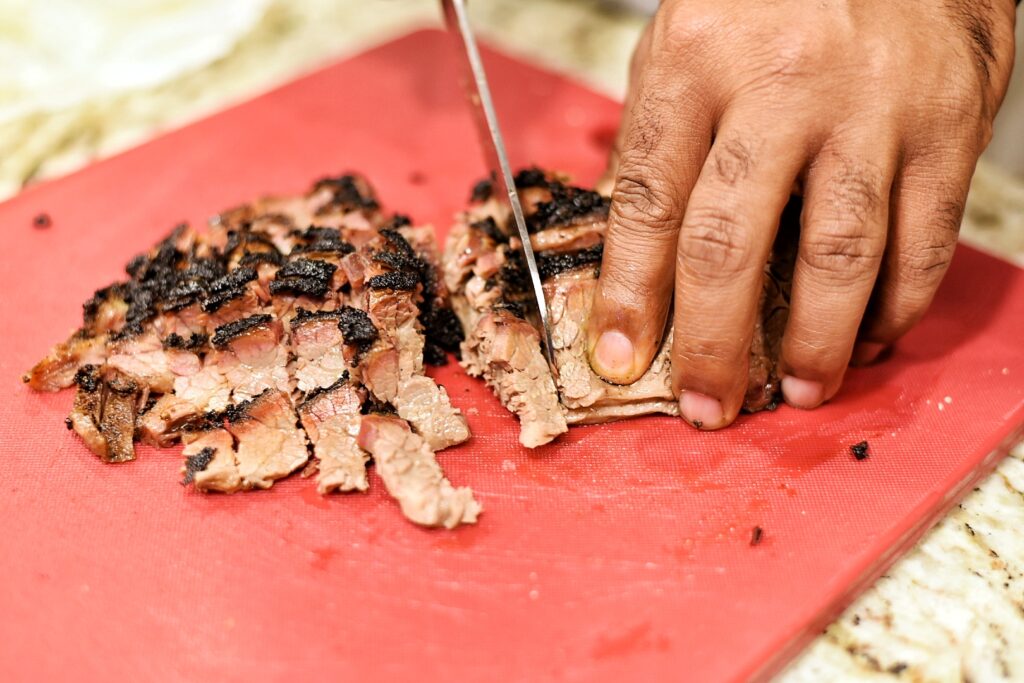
[588,0,1017,429]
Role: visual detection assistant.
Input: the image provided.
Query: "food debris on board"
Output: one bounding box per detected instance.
[442,168,799,447]
[850,440,870,461]
[24,174,479,529]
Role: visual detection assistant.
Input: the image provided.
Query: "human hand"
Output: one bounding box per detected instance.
[588,0,1017,429]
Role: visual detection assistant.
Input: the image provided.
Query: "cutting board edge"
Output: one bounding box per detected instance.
[748,413,1024,682]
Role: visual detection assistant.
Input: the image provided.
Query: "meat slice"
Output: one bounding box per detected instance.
[225,390,310,489]
[288,309,357,394]
[137,394,201,447]
[24,332,107,392]
[298,380,369,494]
[392,375,470,451]
[181,426,242,493]
[365,288,424,382]
[67,365,141,463]
[67,366,107,458]
[210,315,291,404]
[360,346,401,403]
[529,220,605,253]
[462,311,567,448]
[173,357,232,413]
[106,331,177,393]
[97,369,141,463]
[358,415,481,529]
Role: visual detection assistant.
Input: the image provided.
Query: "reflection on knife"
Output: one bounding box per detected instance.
[440,0,559,377]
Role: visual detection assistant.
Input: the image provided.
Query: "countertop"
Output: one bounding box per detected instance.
[3,1,1022,679]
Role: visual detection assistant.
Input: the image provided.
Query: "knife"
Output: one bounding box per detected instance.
[440,0,558,376]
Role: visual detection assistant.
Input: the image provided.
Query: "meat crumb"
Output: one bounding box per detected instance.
[750,526,764,546]
[33,212,52,229]
[850,440,869,460]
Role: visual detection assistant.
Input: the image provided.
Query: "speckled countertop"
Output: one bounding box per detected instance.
[4,1,1022,680]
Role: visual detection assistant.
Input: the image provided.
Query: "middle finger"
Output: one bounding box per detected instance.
[672,113,809,429]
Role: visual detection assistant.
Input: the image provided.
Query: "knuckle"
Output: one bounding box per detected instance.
[897,235,958,290]
[678,205,756,276]
[799,228,883,282]
[676,334,743,373]
[762,31,831,79]
[824,157,884,222]
[610,159,682,235]
[711,136,758,186]
[656,6,718,55]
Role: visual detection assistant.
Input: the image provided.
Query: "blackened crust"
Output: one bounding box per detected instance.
[201,266,258,313]
[73,364,101,393]
[367,271,420,291]
[181,447,216,485]
[211,314,273,348]
[163,332,209,351]
[537,243,604,280]
[238,251,284,268]
[470,217,508,244]
[290,307,343,327]
[470,178,493,203]
[269,259,337,298]
[298,371,351,409]
[313,174,380,212]
[337,306,378,353]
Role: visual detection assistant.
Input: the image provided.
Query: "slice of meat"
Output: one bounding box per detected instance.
[392,375,470,451]
[288,309,356,394]
[529,220,605,253]
[462,311,567,448]
[358,415,481,529]
[360,346,400,403]
[181,426,242,493]
[138,394,200,447]
[225,390,309,489]
[364,288,424,382]
[24,332,107,392]
[98,369,142,463]
[298,380,369,494]
[67,366,107,458]
[106,331,176,393]
[173,357,232,413]
[210,315,291,403]
[67,365,141,463]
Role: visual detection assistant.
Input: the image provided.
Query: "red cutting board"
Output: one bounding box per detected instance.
[1,30,1022,683]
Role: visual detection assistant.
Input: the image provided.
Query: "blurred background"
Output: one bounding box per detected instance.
[1,0,1020,261]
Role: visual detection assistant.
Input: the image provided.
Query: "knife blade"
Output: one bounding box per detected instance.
[440,0,558,377]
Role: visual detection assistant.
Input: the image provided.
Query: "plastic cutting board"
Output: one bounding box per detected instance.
[1,30,1023,683]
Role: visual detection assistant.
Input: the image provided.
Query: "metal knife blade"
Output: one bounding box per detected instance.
[440,0,558,376]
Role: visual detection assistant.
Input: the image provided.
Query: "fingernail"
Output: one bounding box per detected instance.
[679,391,724,429]
[850,342,886,367]
[591,330,635,379]
[781,376,825,409]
